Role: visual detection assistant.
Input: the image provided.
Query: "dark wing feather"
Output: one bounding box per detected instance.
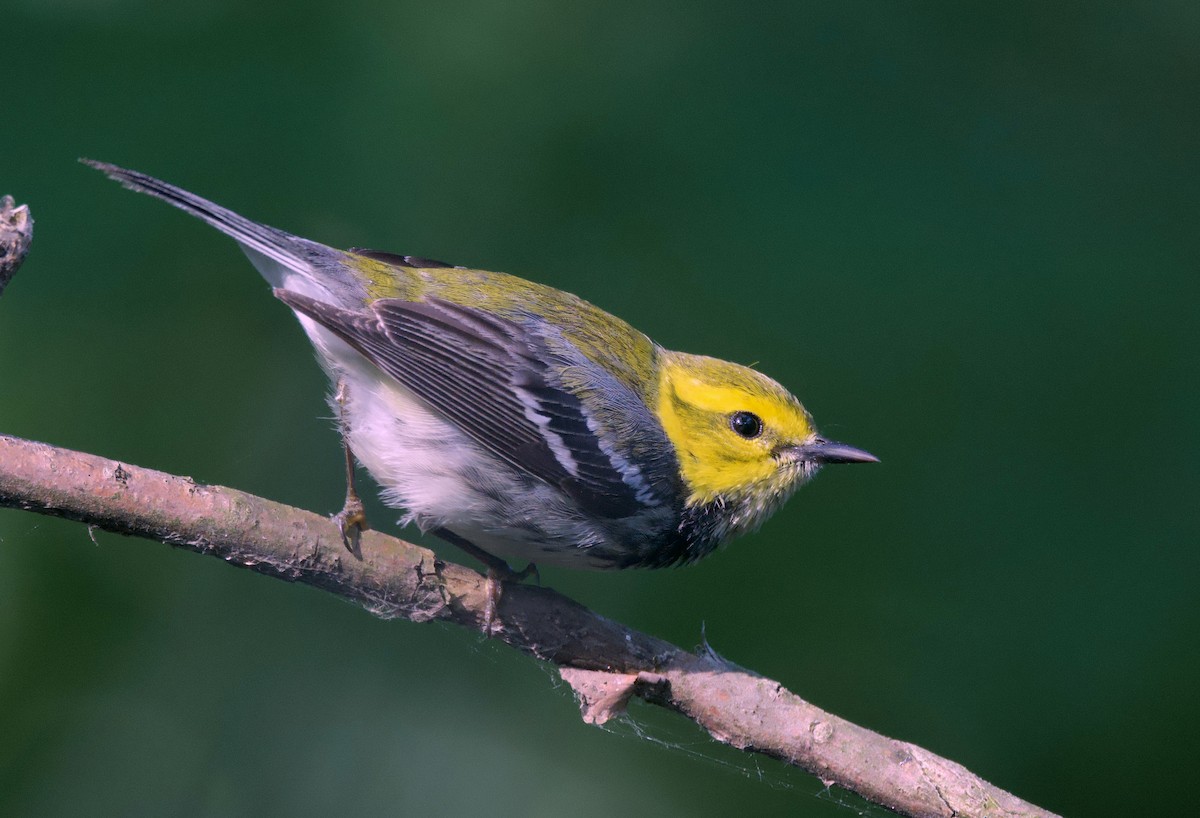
[348,248,458,269]
[275,289,652,519]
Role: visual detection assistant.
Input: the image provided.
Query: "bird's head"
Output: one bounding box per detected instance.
[656,351,876,532]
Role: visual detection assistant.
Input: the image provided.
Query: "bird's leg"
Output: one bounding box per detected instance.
[431,527,537,635]
[332,378,369,556]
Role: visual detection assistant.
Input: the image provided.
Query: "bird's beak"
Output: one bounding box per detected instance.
[791,438,879,464]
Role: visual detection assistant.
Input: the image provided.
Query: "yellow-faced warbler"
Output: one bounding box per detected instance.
[87,161,877,574]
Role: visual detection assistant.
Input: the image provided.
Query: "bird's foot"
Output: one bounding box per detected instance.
[431,527,538,635]
[333,492,369,557]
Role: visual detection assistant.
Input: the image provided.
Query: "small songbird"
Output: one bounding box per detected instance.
[86,160,877,580]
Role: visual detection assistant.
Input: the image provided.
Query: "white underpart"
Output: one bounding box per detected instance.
[241,246,313,292]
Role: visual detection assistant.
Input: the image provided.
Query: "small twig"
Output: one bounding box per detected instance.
[0,194,33,297]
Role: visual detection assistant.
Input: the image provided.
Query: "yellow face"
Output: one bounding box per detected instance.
[656,351,817,506]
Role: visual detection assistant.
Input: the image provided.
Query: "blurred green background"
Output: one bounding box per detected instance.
[2,2,1196,816]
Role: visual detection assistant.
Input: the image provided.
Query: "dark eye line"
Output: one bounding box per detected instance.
[729,411,764,439]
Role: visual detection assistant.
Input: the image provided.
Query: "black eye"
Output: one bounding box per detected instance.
[729,411,764,439]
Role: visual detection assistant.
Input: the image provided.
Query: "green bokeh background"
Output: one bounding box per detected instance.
[2,3,1196,816]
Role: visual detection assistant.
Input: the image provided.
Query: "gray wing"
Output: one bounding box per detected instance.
[275,289,659,520]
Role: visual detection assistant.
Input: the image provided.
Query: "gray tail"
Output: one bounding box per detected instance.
[81,159,340,288]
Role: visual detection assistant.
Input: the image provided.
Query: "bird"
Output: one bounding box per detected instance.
[85,160,877,588]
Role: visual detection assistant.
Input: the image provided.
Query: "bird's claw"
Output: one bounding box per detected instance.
[334,494,369,557]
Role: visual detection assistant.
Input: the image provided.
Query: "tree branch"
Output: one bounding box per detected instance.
[0,438,1059,818]
[0,204,1060,818]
